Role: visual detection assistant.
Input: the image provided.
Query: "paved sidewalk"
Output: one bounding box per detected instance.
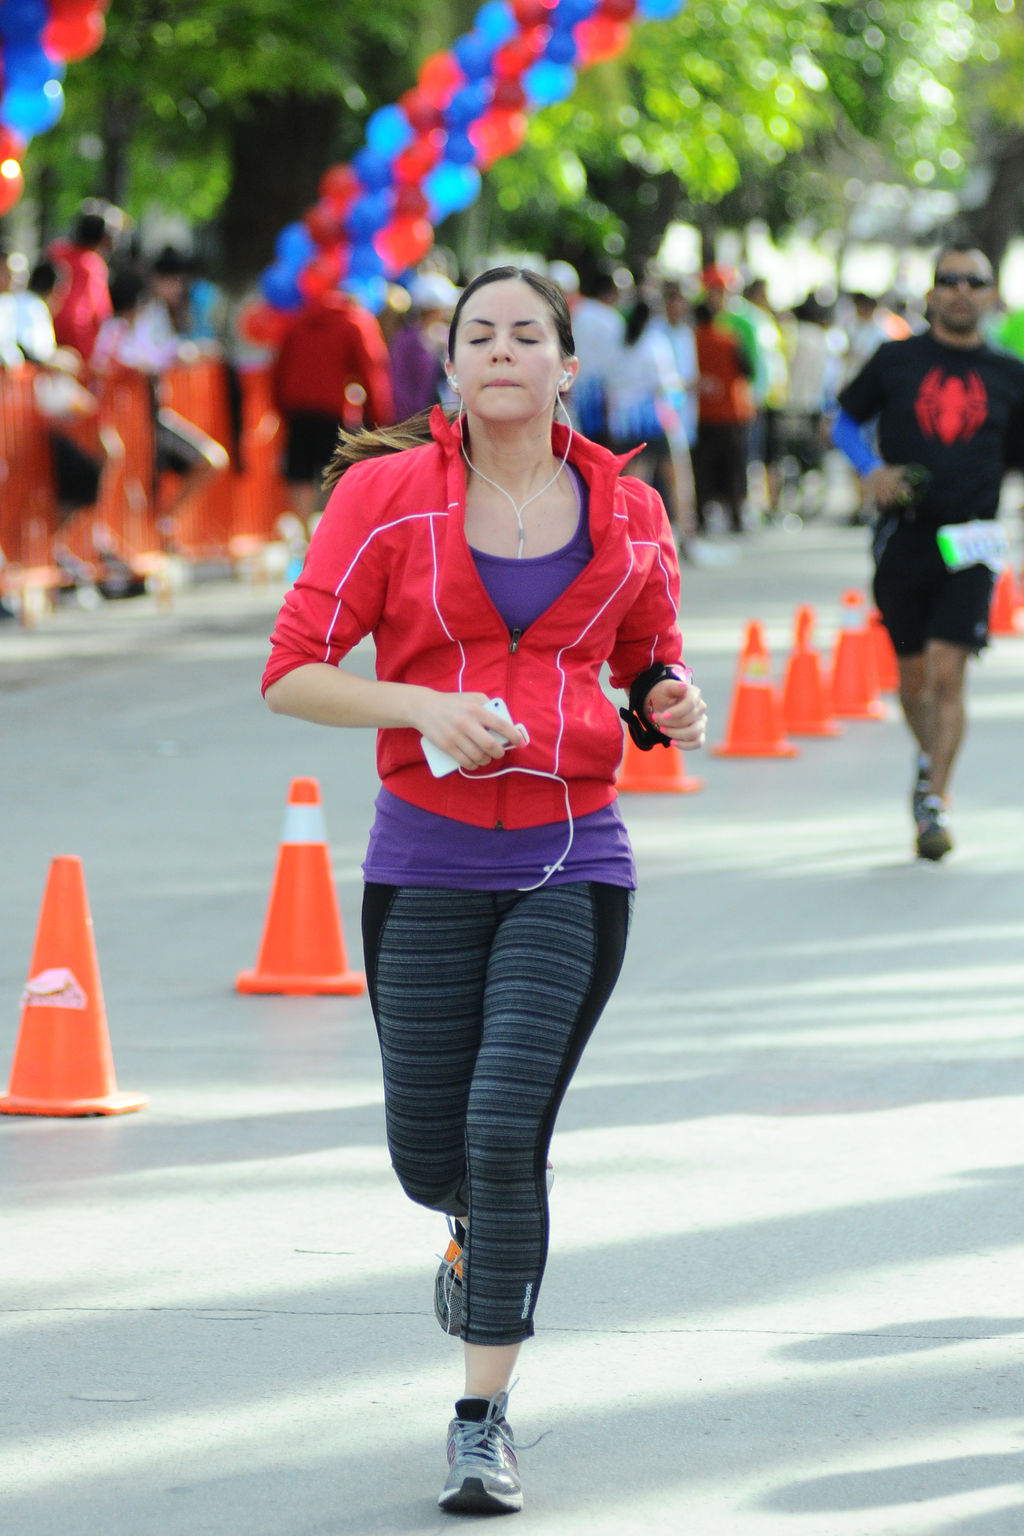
[2,515,1024,1536]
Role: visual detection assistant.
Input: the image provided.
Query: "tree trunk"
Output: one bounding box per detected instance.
[219,93,343,293]
[965,131,1024,274]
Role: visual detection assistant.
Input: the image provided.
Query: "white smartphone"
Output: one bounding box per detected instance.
[420,698,528,778]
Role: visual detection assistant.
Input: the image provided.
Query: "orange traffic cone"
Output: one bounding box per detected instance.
[237,777,365,995]
[869,608,900,692]
[713,621,798,758]
[830,590,886,720]
[617,731,704,793]
[989,566,1022,636]
[781,604,842,737]
[1,856,147,1116]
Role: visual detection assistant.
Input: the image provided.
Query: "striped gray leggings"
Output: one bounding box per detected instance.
[361,881,632,1345]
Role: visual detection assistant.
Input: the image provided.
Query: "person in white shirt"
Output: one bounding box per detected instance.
[605,299,686,540]
[567,273,625,444]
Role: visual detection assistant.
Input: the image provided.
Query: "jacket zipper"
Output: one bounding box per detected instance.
[495,628,523,828]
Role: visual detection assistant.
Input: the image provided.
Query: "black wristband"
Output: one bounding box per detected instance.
[619,662,692,751]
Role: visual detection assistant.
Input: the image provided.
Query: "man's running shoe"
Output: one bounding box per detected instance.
[433,1163,554,1336]
[438,1389,523,1515]
[911,753,932,825]
[916,794,952,861]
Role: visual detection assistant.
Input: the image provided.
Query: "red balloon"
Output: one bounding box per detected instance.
[418,51,464,109]
[399,88,444,136]
[394,184,429,219]
[599,0,637,17]
[43,10,106,61]
[393,134,443,187]
[491,78,528,112]
[0,126,26,162]
[318,163,360,213]
[575,16,632,64]
[305,200,346,247]
[470,110,528,169]
[493,32,546,79]
[0,160,24,218]
[374,217,434,274]
[298,249,347,301]
[512,0,551,24]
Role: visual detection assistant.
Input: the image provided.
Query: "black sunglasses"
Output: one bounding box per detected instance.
[933,272,992,290]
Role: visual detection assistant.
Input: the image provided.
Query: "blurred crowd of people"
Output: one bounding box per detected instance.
[6,198,1024,598]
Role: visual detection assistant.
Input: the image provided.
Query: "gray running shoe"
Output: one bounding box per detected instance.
[916,794,952,861]
[438,1389,522,1515]
[434,1218,464,1337]
[911,752,932,824]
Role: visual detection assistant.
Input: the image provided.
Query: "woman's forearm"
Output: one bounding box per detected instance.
[264,663,429,730]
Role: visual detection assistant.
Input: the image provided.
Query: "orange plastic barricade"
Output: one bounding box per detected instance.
[231,365,290,549]
[80,365,166,586]
[158,357,234,561]
[0,365,64,621]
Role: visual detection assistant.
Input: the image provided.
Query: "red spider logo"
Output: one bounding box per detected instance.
[914,368,988,444]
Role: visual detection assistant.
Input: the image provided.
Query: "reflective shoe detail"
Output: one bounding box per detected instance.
[439,1389,523,1515]
[916,794,952,861]
[911,753,932,825]
[434,1219,464,1336]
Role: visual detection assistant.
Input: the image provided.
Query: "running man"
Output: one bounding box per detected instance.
[833,241,1024,859]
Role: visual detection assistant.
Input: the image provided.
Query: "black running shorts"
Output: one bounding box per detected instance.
[872,516,995,656]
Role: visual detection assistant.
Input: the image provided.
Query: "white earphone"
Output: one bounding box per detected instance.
[558,371,572,389]
[448,374,460,392]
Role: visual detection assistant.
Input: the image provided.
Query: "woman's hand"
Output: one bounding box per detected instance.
[644,676,708,750]
[414,691,525,771]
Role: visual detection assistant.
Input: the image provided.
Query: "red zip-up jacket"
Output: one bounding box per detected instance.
[263,408,683,829]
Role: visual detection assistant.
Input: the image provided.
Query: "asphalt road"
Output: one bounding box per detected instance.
[2,507,1024,1536]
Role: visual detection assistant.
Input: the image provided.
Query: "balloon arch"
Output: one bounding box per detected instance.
[0,0,685,316]
[247,0,685,339]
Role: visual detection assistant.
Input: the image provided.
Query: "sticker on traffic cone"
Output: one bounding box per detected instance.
[236,777,365,996]
[869,608,900,691]
[830,590,886,720]
[989,565,1022,636]
[1,856,147,1117]
[617,731,704,793]
[781,604,842,737]
[713,621,798,758]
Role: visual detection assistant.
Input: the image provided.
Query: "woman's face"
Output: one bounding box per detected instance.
[449,278,575,424]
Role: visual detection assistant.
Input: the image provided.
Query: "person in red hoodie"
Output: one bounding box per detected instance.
[262,266,706,1517]
[270,288,394,531]
[48,206,115,364]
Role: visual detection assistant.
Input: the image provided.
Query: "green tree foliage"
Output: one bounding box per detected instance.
[17,0,1014,281]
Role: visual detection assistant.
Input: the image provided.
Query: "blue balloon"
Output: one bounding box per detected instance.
[544,30,579,66]
[260,264,304,311]
[443,130,478,167]
[347,241,384,280]
[345,190,394,241]
[453,33,495,81]
[523,61,577,109]
[0,79,64,137]
[274,221,316,271]
[352,146,394,192]
[2,44,64,88]
[344,275,389,315]
[365,104,414,159]
[445,82,491,130]
[637,0,686,16]
[474,1,517,48]
[424,162,481,222]
[0,0,49,44]
[552,0,601,21]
